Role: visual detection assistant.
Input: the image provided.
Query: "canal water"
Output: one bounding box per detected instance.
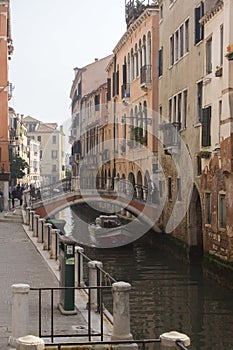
[57,206,233,350]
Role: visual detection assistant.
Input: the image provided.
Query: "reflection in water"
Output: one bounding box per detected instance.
[57,207,233,350]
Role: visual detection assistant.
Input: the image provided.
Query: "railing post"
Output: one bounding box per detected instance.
[87,260,103,311]
[75,246,85,287]
[43,223,52,250]
[16,335,45,350]
[33,214,40,237]
[38,218,45,243]
[29,210,35,231]
[25,207,31,226]
[9,284,30,348]
[50,228,59,259]
[111,282,135,344]
[160,331,190,349]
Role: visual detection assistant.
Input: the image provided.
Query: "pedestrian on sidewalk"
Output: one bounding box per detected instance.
[11,186,17,208]
[16,184,23,206]
[0,187,3,212]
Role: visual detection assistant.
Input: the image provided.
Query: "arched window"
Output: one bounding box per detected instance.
[139,39,142,72]
[130,108,134,141]
[147,31,151,66]
[131,48,134,81]
[143,101,148,146]
[127,53,131,83]
[142,35,146,67]
[135,44,139,77]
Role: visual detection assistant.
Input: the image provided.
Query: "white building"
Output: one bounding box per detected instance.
[28,139,40,187]
[23,116,66,186]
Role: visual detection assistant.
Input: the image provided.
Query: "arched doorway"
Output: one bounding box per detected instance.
[188,185,203,257]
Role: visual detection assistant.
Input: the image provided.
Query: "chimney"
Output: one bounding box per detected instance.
[94,58,98,62]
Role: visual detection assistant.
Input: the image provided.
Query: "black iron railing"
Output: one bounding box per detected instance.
[45,338,189,349]
[30,286,111,343]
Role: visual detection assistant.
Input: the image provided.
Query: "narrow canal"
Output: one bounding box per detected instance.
[57,206,233,350]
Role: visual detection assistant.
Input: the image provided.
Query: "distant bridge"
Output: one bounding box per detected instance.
[25,182,162,233]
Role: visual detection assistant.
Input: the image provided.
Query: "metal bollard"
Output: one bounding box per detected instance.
[87,260,103,311]
[9,284,30,348]
[160,331,190,350]
[16,335,45,350]
[75,246,85,287]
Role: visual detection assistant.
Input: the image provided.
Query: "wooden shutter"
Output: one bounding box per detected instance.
[194,7,200,44]
[122,64,127,85]
[158,47,163,77]
[107,78,111,101]
[202,106,211,147]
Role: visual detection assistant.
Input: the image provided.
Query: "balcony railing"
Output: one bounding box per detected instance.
[121,83,130,100]
[162,122,181,148]
[140,65,152,86]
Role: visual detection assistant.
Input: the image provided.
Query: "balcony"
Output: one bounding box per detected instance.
[121,83,130,100]
[161,122,181,153]
[140,65,152,90]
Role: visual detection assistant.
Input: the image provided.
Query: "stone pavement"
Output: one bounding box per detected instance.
[0,206,93,349]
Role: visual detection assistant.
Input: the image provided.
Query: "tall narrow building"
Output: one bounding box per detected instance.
[0,0,13,208]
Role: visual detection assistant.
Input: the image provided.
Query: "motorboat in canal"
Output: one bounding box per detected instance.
[88,214,121,234]
[88,214,133,247]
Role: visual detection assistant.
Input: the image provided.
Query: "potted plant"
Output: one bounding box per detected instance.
[199,150,211,159]
[226,44,233,61]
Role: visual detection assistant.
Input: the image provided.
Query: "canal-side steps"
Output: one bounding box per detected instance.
[0,206,23,223]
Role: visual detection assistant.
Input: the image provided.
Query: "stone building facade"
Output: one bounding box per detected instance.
[69,0,233,263]
[0,0,13,208]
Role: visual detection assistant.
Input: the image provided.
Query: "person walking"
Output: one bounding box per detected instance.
[11,186,17,208]
[0,187,3,212]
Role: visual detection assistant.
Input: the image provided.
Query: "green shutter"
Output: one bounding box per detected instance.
[202,107,211,147]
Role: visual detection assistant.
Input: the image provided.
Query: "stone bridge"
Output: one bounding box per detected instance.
[28,189,162,233]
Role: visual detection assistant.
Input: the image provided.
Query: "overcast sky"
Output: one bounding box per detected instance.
[9,0,126,126]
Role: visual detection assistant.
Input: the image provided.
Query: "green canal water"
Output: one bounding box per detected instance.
[57,206,233,350]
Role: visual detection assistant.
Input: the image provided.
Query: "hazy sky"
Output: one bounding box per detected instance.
[9,0,126,126]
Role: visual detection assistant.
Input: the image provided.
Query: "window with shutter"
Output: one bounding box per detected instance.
[205,192,211,224]
[158,47,163,77]
[107,78,111,101]
[194,2,204,45]
[202,106,211,147]
[122,64,127,85]
[206,37,212,74]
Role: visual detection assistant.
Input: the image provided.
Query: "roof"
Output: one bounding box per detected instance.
[36,123,58,133]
